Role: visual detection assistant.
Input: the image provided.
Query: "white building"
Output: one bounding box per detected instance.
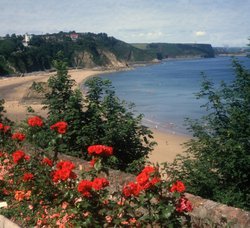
[23,33,33,46]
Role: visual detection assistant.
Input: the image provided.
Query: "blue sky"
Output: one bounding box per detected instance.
[1,0,249,47]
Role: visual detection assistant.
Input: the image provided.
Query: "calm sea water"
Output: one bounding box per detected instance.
[99,56,250,135]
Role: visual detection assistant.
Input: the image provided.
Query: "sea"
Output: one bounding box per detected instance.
[98,56,250,135]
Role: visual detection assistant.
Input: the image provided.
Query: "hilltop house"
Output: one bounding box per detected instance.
[69,32,79,41]
[23,33,33,47]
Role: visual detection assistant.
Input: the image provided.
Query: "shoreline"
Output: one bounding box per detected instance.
[0,67,190,163]
[149,128,190,164]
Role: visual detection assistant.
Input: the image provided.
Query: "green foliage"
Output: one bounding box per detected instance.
[42,58,84,156]
[0,56,14,75]
[83,77,156,171]
[165,59,250,210]
[132,43,215,58]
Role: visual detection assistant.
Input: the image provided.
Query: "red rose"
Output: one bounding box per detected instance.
[77,180,93,198]
[24,155,30,161]
[3,126,10,133]
[50,121,68,134]
[28,116,43,127]
[136,172,149,187]
[170,181,186,193]
[56,160,75,170]
[12,150,29,164]
[176,197,193,213]
[87,145,113,156]
[23,173,34,182]
[52,160,76,183]
[12,132,26,141]
[141,166,156,174]
[0,123,10,133]
[122,182,141,197]
[136,166,161,190]
[42,157,53,167]
[89,158,98,167]
[92,177,109,191]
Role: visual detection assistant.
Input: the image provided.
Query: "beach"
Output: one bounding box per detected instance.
[0,69,190,163]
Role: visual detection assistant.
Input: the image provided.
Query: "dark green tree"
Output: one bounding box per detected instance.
[83,77,156,171]
[165,60,250,210]
[42,56,84,155]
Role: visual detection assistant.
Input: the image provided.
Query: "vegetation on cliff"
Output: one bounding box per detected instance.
[0,32,156,76]
[132,43,215,59]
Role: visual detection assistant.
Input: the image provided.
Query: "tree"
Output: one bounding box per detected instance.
[83,77,156,171]
[165,59,250,210]
[42,56,84,155]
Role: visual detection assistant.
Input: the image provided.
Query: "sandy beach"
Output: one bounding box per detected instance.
[0,69,190,163]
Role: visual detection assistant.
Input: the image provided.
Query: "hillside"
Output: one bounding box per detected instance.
[132,43,215,59]
[0,32,155,76]
[0,32,215,76]
[213,46,250,56]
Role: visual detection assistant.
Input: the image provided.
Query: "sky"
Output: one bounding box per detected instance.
[0,0,249,47]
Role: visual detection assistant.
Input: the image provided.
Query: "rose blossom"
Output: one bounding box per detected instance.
[92,177,109,191]
[12,132,26,141]
[42,157,53,167]
[27,116,43,127]
[52,160,76,183]
[122,182,141,197]
[170,180,186,193]
[175,197,193,212]
[87,145,113,156]
[50,121,68,134]
[23,173,34,182]
[77,180,93,198]
[12,150,30,163]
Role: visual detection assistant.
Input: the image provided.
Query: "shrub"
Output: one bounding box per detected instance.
[0,127,192,227]
[165,59,250,210]
[83,77,156,171]
[42,59,84,156]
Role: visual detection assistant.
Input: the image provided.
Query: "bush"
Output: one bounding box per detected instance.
[83,77,156,171]
[0,121,192,227]
[165,59,250,210]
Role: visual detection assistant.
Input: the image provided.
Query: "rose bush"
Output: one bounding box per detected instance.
[0,119,193,227]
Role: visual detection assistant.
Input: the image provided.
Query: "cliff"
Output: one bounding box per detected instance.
[132,43,215,59]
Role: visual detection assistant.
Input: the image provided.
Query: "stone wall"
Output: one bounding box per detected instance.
[186,193,249,228]
[62,154,250,227]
